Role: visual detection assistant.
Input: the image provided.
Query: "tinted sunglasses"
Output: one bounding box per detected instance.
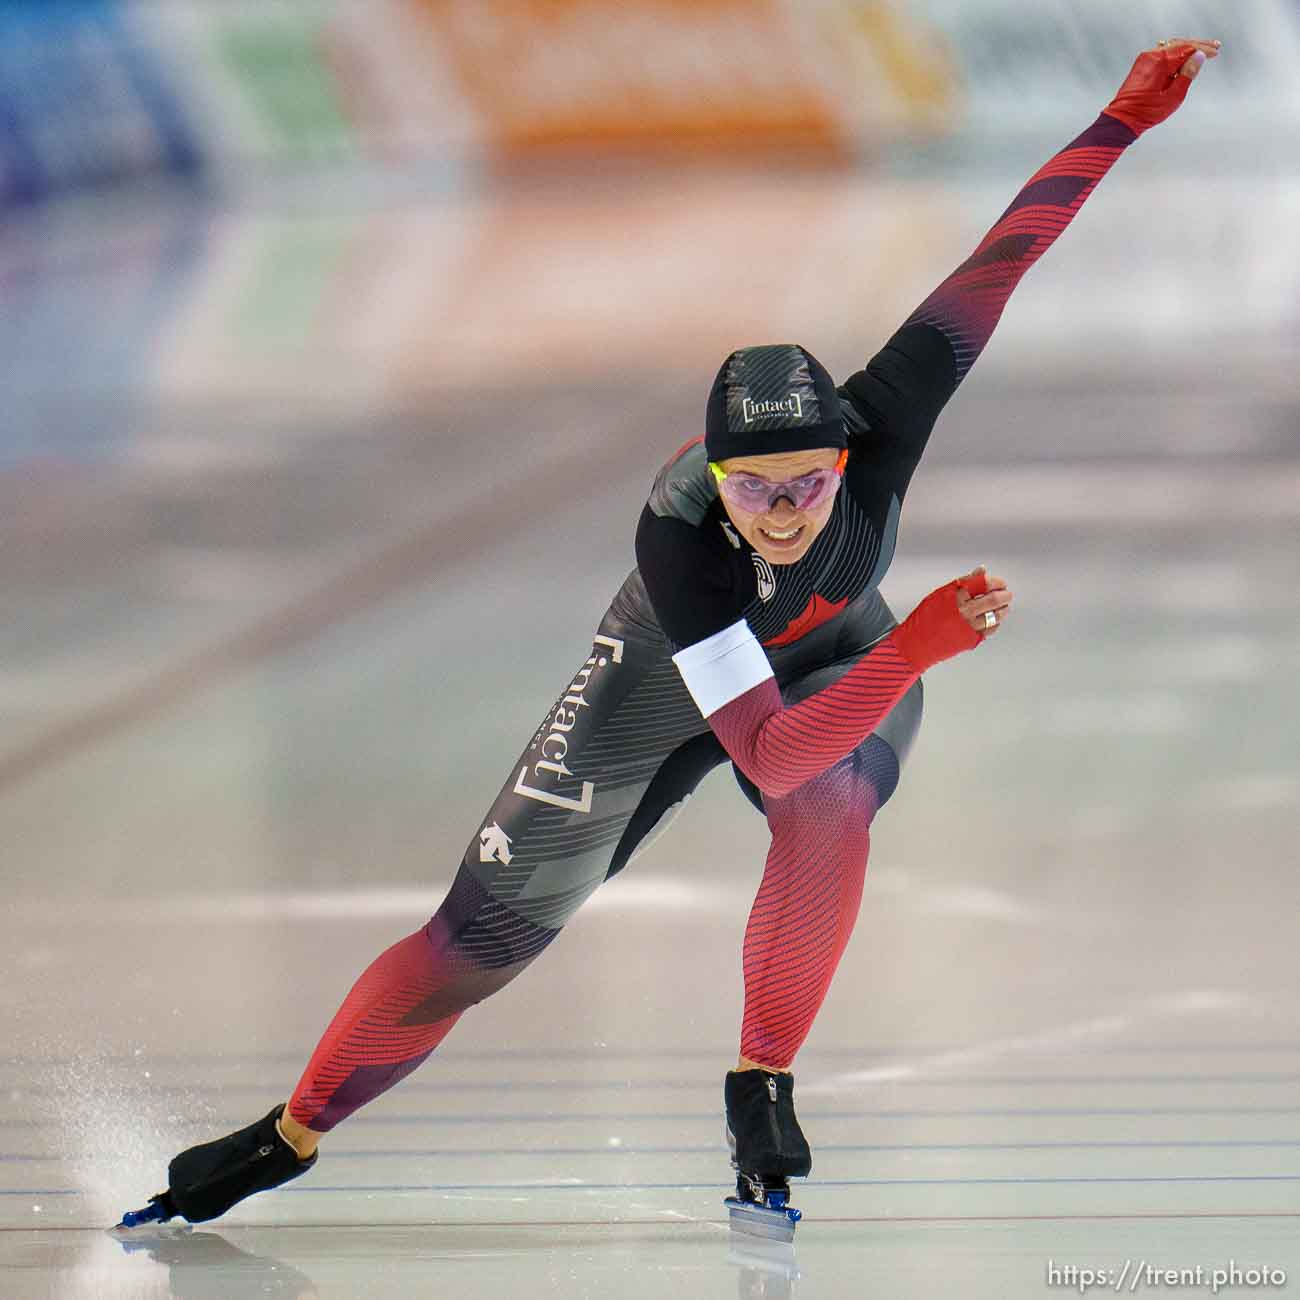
[709,449,848,512]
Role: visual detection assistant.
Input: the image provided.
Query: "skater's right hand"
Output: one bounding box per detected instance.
[956,566,1012,640]
[891,567,1013,672]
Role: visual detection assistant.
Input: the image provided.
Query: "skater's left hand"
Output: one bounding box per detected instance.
[1103,38,1221,137]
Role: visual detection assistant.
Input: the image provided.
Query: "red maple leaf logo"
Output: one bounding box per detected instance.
[763,593,848,648]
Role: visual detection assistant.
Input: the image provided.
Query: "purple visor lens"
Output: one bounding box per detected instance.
[715,466,842,513]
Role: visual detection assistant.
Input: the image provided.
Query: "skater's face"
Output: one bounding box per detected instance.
[714,447,843,566]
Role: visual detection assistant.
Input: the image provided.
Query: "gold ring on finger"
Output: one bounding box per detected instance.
[983,610,998,630]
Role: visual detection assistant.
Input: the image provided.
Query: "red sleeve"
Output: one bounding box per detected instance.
[899,113,1135,385]
[708,637,919,798]
[703,576,986,798]
[839,114,1135,504]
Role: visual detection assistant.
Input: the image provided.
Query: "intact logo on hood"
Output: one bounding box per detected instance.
[742,393,802,423]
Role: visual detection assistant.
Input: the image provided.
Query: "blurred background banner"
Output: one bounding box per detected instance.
[3,0,1299,212]
[138,0,366,169]
[136,0,477,172]
[0,0,960,211]
[3,1,1294,420]
[0,0,201,207]
[406,0,957,158]
[910,0,1300,151]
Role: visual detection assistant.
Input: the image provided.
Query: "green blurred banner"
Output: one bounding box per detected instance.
[5,0,1295,204]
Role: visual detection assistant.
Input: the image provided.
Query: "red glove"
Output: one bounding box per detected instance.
[1103,43,1209,137]
[891,571,988,674]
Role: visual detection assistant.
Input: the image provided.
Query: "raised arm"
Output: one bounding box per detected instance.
[840,39,1219,481]
[902,112,1135,383]
[906,38,1217,380]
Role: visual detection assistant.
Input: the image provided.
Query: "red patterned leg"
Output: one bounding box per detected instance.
[739,758,877,1070]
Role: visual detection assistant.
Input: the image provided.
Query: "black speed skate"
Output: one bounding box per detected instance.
[116,1104,317,1229]
[723,1069,811,1241]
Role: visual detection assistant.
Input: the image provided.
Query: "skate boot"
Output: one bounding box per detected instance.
[723,1069,811,1241]
[116,1104,317,1228]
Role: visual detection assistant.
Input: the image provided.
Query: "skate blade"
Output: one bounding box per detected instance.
[107,1220,192,1243]
[725,1195,801,1242]
[111,1198,180,1234]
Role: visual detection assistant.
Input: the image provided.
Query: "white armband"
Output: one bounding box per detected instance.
[671,619,774,717]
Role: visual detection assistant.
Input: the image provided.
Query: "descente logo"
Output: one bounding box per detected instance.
[742,393,802,423]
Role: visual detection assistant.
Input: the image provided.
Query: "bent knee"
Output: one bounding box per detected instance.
[768,737,900,837]
[856,734,901,809]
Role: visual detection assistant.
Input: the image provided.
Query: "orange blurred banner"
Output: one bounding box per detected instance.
[414,0,850,158]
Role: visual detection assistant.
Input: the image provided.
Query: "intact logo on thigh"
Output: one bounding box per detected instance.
[513,635,624,814]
